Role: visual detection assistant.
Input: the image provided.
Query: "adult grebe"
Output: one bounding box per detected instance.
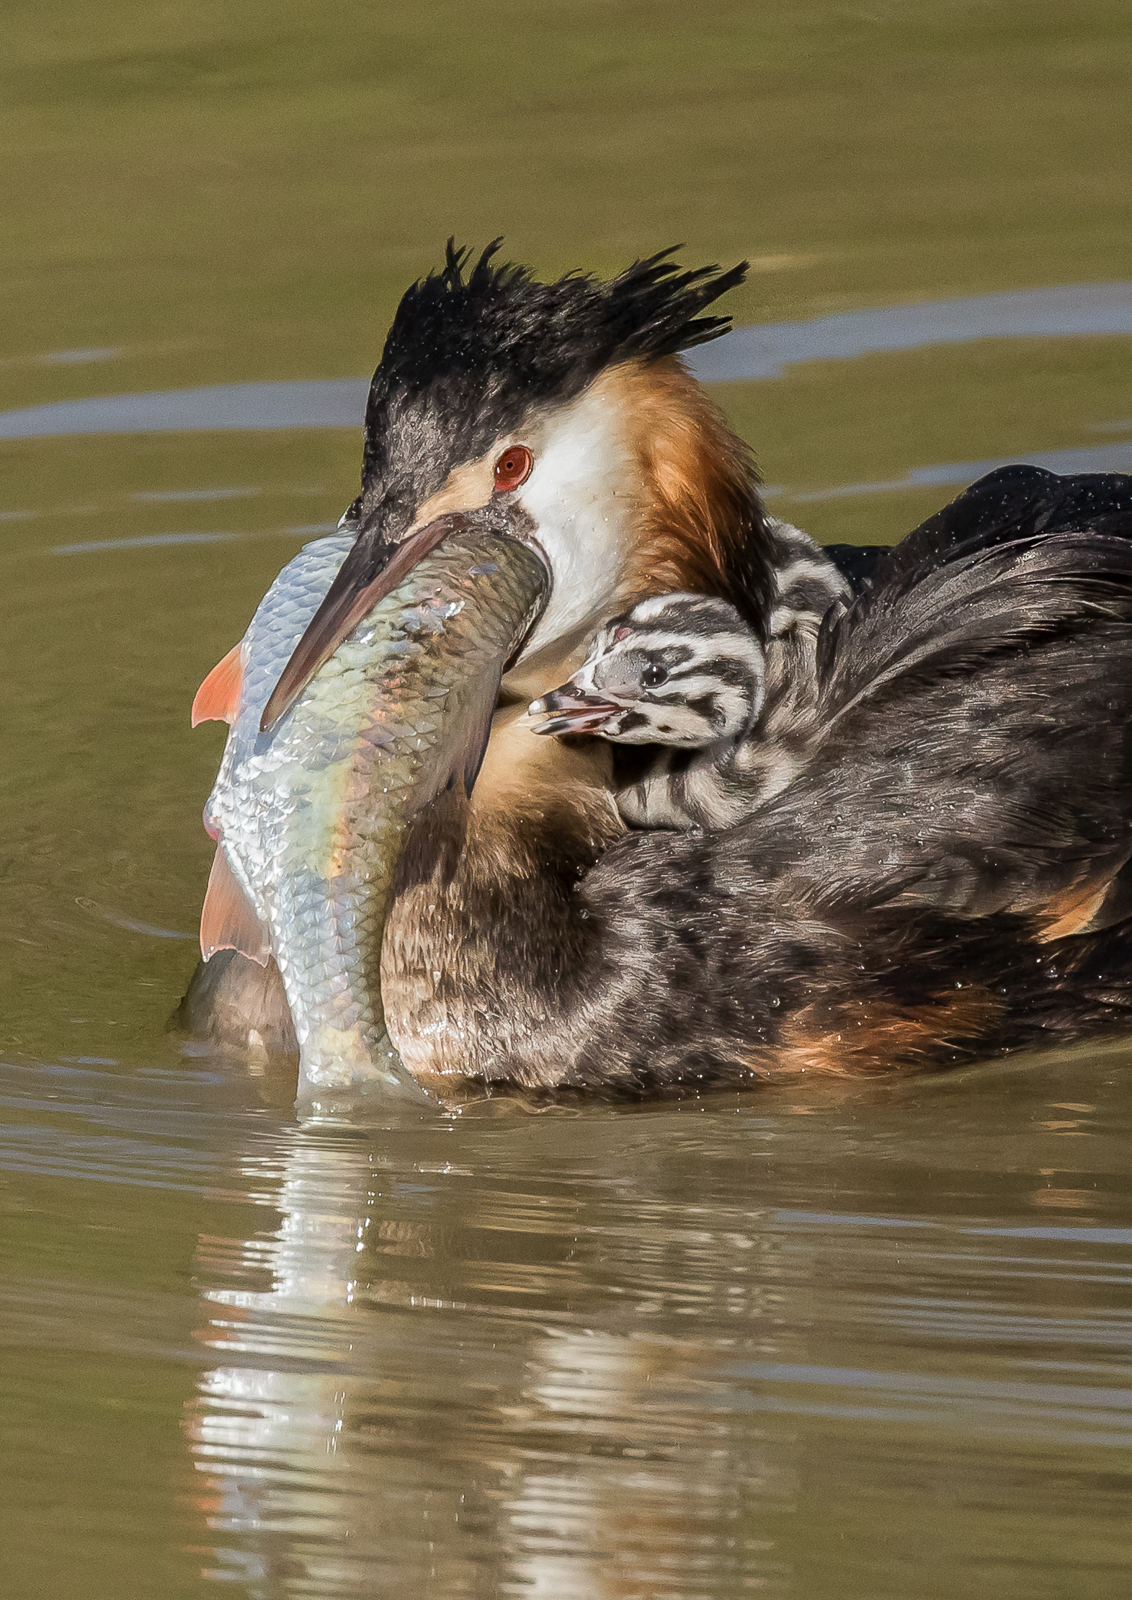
[178,248,1132,1093]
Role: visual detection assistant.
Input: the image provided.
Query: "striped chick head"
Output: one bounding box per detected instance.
[529,593,765,746]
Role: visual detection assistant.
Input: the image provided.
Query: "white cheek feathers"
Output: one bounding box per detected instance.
[514,382,641,655]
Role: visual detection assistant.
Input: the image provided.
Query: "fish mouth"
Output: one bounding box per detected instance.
[528,685,629,737]
[260,503,548,732]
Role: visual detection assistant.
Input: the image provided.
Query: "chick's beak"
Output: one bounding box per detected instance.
[528,683,627,737]
[260,511,480,733]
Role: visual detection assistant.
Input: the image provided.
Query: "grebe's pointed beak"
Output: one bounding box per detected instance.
[260,515,464,733]
[528,684,627,737]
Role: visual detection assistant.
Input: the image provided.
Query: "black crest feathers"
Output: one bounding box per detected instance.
[356,242,748,504]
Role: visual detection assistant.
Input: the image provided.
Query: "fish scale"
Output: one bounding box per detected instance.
[204,525,549,1099]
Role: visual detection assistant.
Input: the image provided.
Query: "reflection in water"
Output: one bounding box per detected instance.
[189,1122,390,1595]
[187,1111,801,1597]
[692,280,1132,382]
[41,346,125,366]
[50,523,334,557]
[0,380,370,440]
[134,488,263,503]
[4,281,1131,441]
[2,1050,1130,1596]
[184,1076,1132,1599]
[784,439,1132,503]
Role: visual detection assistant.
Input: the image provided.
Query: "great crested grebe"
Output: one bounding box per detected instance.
[178,246,1132,1094]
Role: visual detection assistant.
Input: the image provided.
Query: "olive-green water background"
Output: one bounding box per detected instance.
[1,3,1131,1596]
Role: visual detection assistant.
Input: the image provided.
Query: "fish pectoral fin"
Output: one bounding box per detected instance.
[200,845,271,966]
[458,672,501,799]
[192,642,244,727]
[408,666,502,817]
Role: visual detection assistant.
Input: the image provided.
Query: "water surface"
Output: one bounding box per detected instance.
[2,3,1131,1595]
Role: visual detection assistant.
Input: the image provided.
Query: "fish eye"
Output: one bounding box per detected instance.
[641,662,668,689]
[494,445,534,492]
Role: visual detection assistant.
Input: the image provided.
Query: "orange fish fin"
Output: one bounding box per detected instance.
[192,643,244,728]
[200,845,270,966]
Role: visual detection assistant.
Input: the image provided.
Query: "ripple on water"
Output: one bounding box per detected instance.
[3,1043,1132,1596]
[163,1058,1132,1596]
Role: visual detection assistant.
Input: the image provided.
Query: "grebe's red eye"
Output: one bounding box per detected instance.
[493,445,533,492]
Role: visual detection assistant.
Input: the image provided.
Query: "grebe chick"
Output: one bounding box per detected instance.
[531,593,765,743]
[530,593,766,828]
[530,522,852,830]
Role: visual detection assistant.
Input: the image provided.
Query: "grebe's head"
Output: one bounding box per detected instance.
[262,243,776,730]
[529,593,766,747]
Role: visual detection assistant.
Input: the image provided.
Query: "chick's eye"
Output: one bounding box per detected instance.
[494,445,534,492]
[641,662,668,689]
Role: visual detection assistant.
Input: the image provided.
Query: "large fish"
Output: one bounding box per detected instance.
[192,511,549,1099]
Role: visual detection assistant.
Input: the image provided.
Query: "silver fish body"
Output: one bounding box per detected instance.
[204,524,549,1098]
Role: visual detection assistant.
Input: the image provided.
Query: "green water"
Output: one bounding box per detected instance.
[1,2,1131,1595]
